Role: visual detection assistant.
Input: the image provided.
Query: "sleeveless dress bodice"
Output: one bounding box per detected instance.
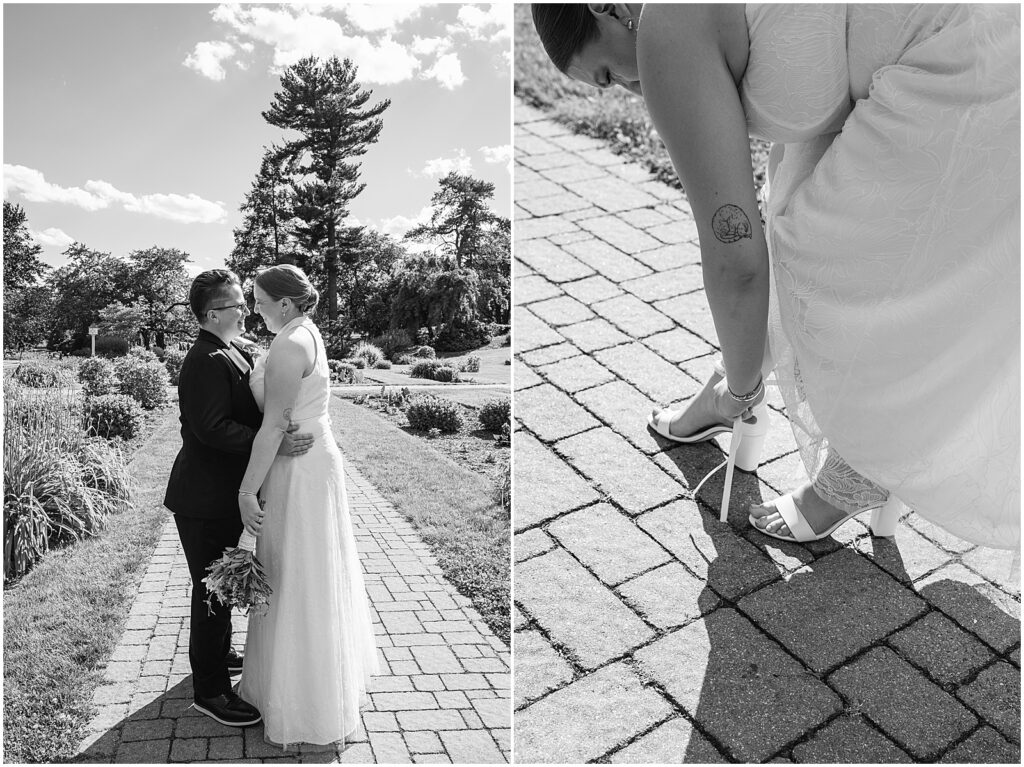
[249,316,331,431]
[741,4,968,143]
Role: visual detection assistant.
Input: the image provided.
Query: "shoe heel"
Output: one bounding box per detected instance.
[869,497,901,537]
[734,403,769,472]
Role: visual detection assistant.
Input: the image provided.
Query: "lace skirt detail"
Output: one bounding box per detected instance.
[761,10,1020,550]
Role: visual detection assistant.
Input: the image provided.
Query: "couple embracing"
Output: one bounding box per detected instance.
[163,264,376,749]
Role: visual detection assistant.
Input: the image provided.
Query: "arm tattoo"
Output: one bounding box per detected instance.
[711,204,752,244]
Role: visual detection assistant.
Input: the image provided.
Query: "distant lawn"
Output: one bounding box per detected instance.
[2,412,179,764]
[331,396,510,643]
[514,4,769,194]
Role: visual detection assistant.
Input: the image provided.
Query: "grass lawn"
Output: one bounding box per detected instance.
[331,395,510,643]
[514,4,769,194]
[363,344,512,387]
[2,409,180,763]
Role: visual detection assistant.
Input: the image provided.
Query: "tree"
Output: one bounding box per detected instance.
[405,172,509,270]
[389,255,480,339]
[3,285,52,352]
[228,148,298,284]
[3,203,53,351]
[3,202,49,291]
[98,300,148,345]
[45,244,132,350]
[125,246,192,348]
[403,173,511,326]
[263,55,390,323]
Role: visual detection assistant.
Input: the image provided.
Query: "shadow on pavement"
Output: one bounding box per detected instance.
[75,676,365,763]
[641,444,1020,763]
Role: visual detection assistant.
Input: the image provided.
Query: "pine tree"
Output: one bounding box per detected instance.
[262,56,390,322]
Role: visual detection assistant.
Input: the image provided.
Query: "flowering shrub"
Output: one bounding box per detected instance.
[352,341,384,368]
[370,329,413,359]
[460,355,481,373]
[94,335,130,358]
[433,318,491,353]
[12,362,60,388]
[84,394,144,441]
[114,357,169,409]
[78,357,118,397]
[162,349,186,385]
[412,345,436,359]
[409,359,459,382]
[328,360,363,384]
[406,395,464,433]
[479,398,511,432]
[127,346,160,363]
[431,366,458,383]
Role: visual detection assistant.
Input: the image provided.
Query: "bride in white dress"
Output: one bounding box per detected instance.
[531,4,1019,551]
[236,264,377,748]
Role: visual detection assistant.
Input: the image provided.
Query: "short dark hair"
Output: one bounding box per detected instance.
[189,269,240,321]
[531,4,601,74]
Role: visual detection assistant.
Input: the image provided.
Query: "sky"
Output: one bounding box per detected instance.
[3,3,512,275]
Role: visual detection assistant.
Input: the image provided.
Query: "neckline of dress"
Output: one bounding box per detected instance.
[277,315,307,335]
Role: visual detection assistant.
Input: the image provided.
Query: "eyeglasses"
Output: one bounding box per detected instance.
[209,303,247,313]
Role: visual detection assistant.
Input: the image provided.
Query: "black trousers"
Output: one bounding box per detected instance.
[173,513,242,699]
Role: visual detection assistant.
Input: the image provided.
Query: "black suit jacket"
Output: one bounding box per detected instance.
[164,330,262,519]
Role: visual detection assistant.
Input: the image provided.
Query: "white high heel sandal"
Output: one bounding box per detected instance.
[690,403,770,522]
[749,494,902,543]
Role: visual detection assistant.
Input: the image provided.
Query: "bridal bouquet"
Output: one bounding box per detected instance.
[202,525,272,616]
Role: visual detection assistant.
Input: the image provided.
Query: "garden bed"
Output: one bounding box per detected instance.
[353,393,509,485]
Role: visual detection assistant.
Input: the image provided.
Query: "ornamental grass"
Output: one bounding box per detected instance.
[3,381,132,582]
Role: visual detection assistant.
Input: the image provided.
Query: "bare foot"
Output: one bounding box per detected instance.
[653,370,733,439]
[749,482,854,538]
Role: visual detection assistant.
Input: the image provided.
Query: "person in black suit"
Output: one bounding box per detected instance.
[164,269,312,727]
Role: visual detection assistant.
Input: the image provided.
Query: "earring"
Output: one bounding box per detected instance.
[626,18,634,31]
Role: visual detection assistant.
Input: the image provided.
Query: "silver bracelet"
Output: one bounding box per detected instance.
[238,490,258,496]
[728,376,764,403]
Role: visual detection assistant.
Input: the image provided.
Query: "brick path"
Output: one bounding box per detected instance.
[75,407,510,764]
[512,98,1020,764]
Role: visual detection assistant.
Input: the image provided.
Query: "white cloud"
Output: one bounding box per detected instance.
[411,35,451,56]
[420,150,473,178]
[453,4,510,42]
[423,52,464,89]
[3,164,226,224]
[374,205,433,239]
[480,144,512,166]
[32,227,75,248]
[4,164,108,210]
[342,4,425,33]
[184,40,236,81]
[208,5,419,84]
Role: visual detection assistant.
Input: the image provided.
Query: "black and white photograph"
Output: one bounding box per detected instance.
[4,3,511,763]
[512,3,1020,763]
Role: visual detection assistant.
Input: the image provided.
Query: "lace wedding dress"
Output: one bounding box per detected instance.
[743,4,1019,549]
[239,316,378,747]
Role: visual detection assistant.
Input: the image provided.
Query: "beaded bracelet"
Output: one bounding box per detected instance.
[728,376,764,403]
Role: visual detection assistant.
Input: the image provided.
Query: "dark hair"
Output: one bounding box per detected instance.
[531,4,601,73]
[189,269,241,321]
[254,264,320,314]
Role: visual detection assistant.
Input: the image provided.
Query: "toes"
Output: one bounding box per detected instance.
[749,503,770,520]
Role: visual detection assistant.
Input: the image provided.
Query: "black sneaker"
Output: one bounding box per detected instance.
[226,649,243,676]
[194,692,261,727]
